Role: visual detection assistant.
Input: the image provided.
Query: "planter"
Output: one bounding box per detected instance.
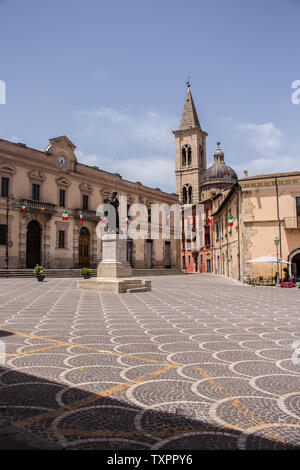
[36,274,46,282]
[83,274,91,280]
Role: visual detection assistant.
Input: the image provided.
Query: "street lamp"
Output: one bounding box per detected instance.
[274,236,280,286]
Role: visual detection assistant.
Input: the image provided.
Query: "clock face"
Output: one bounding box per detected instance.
[58,156,67,168]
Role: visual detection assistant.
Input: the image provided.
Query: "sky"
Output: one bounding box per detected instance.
[0,0,300,193]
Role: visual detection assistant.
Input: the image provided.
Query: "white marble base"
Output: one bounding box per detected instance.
[77,277,151,293]
[77,234,151,293]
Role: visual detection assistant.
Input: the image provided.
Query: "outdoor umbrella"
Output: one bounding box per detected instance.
[247,254,291,282]
[247,254,291,264]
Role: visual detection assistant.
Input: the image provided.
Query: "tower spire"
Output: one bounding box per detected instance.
[179,85,201,130]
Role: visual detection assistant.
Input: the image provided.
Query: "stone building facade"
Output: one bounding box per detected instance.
[0,136,180,270]
[212,172,300,281]
[174,85,237,273]
[175,85,300,280]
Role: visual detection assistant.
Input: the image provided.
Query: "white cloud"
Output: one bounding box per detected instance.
[236,122,283,156]
[73,106,177,192]
[231,120,300,176]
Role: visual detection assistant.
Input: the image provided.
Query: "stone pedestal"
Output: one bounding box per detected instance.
[77,234,151,293]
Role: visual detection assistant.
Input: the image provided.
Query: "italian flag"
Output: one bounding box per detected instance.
[125,214,129,225]
[228,216,234,226]
[41,207,45,213]
[62,210,68,221]
[99,212,107,223]
[80,210,83,222]
[21,205,26,214]
[207,215,212,223]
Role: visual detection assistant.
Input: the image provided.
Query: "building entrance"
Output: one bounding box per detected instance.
[26,220,41,268]
[79,227,90,267]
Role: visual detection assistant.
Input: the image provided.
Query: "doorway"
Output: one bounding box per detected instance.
[291,252,300,279]
[79,227,90,267]
[26,220,41,268]
[165,241,171,268]
[192,253,198,272]
[127,239,133,267]
[145,240,153,269]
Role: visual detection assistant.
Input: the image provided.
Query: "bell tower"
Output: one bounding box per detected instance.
[173,83,207,204]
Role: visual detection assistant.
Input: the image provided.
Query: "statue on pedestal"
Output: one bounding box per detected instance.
[104,191,119,233]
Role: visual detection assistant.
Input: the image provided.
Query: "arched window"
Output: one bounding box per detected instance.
[182,148,186,166]
[188,147,192,165]
[188,186,193,204]
[79,227,89,236]
[182,186,188,204]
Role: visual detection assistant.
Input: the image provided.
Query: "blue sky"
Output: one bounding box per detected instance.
[1,0,299,193]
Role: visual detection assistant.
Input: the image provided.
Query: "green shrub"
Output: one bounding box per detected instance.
[80,267,92,276]
[33,265,45,275]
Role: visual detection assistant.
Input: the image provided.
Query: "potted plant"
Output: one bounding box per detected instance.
[296,282,300,289]
[80,267,92,279]
[33,264,46,282]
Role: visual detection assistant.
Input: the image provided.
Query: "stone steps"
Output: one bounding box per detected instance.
[126,287,149,293]
[0,268,183,278]
[0,269,97,278]
[132,269,184,276]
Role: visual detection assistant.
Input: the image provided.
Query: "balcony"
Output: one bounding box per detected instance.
[73,209,99,221]
[21,199,57,214]
[283,217,300,230]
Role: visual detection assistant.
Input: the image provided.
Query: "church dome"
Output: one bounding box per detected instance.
[200,142,237,185]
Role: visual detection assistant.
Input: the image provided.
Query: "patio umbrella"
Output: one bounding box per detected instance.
[247,254,291,283]
[247,254,291,264]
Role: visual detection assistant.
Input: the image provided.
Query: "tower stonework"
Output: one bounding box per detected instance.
[173,86,207,204]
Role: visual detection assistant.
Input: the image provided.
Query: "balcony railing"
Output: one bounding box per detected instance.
[73,209,99,221]
[283,217,300,229]
[21,199,57,214]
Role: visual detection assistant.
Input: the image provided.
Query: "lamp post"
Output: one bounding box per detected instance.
[274,236,280,286]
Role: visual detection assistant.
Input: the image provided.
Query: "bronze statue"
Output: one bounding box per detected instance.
[104,191,119,233]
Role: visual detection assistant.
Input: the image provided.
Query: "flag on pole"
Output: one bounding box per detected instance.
[228,216,234,226]
[21,205,26,214]
[41,207,45,213]
[80,210,83,222]
[62,210,68,221]
[207,215,212,224]
[99,212,107,223]
[125,214,129,225]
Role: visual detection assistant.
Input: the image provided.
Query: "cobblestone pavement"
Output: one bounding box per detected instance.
[0,274,299,450]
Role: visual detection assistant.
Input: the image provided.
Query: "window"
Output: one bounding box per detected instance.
[188,186,193,204]
[182,186,188,204]
[182,255,186,269]
[200,254,203,264]
[32,184,40,201]
[188,147,192,165]
[182,148,186,166]
[58,230,65,249]
[59,189,65,207]
[296,197,300,217]
[0,224,7,245]
[188,255,191,264]
[82,195,89,210]
[1,177,9,197]
[205,227,210,246]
